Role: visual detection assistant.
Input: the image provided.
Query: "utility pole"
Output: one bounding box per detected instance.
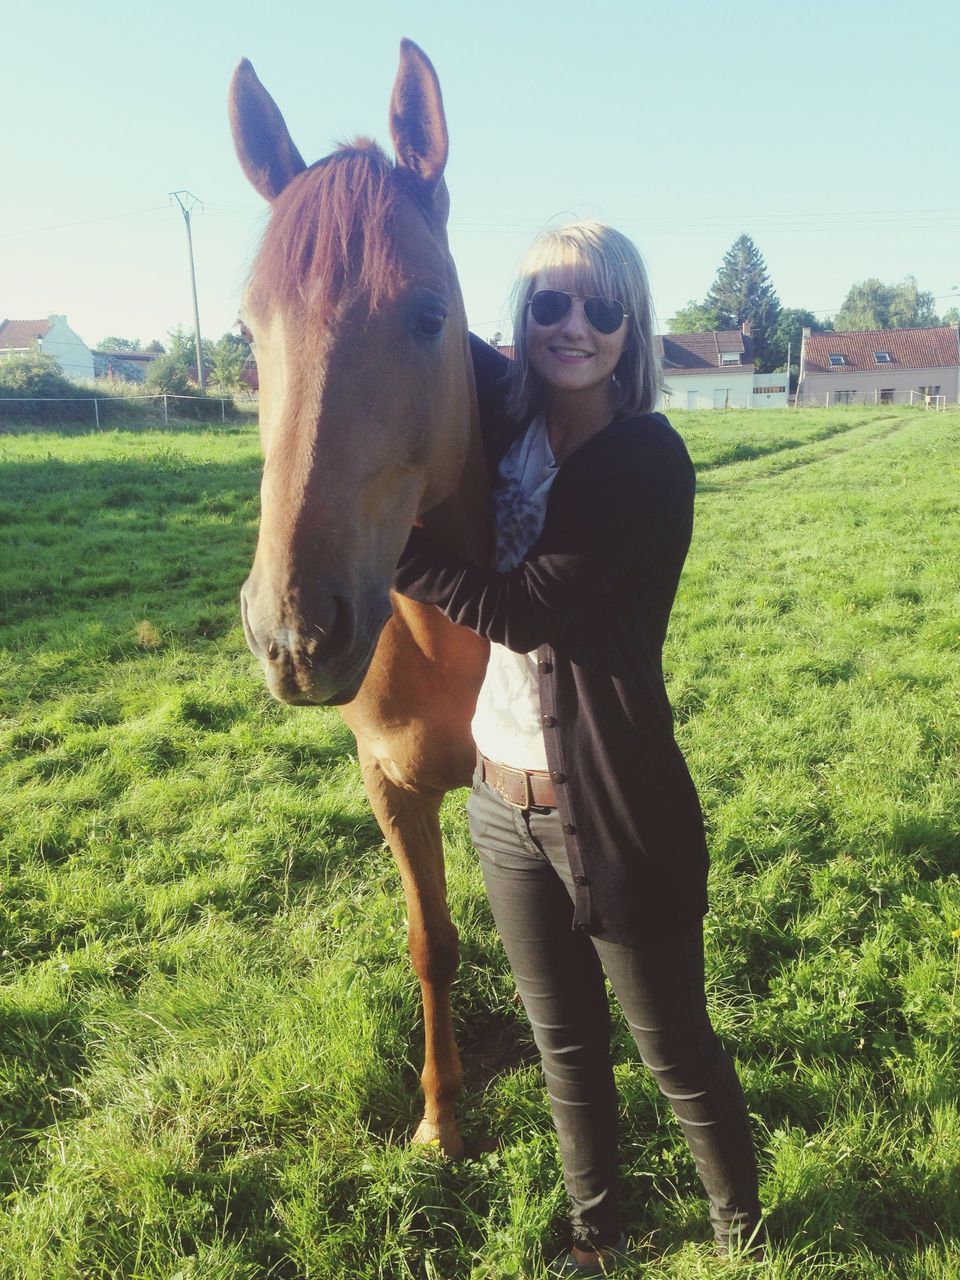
[170,191,205,389]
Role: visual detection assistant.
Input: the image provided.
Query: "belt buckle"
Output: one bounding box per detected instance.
[497,763,531,810]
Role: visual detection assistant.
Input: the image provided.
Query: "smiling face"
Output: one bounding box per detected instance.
[525,265,629,403]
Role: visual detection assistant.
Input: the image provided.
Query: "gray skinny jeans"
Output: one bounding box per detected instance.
[467,772,762,1251]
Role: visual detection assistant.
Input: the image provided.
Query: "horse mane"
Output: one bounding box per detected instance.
[251,139,408,314]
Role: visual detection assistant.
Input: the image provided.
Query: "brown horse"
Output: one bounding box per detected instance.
[230,41,490,1155]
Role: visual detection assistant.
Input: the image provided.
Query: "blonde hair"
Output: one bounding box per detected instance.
[506,221,661,423]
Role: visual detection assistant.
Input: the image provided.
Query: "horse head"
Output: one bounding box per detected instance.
[230,41,474,705]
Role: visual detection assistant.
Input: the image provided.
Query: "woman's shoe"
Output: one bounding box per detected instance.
[554,1233,633,1276]
[716,1222,767,1265]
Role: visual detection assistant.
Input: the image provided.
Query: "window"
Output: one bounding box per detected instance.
[835,390,855,404]
[874,352,892,363]
[918,385,941,397]
[828,353,846,366]
[720,352,740,365]
[880,388,894,404]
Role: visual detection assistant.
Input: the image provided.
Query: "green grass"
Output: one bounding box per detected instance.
[1,406,958,1278]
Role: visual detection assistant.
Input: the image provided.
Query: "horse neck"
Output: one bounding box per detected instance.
[417,342,490,567]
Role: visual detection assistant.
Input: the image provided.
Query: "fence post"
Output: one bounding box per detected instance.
[163,394,169,425]
[94,398,100,429]
[221,398,226,423]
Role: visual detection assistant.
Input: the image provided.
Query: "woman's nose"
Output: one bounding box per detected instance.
[559,297,589,335]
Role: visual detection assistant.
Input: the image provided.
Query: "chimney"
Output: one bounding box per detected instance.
[802,327,811,338]
[740,320,751,337]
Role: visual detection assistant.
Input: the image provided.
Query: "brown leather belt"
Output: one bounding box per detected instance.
[479,753,557,810]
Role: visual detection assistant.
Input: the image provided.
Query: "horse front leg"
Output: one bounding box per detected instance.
[356,740,464,1158]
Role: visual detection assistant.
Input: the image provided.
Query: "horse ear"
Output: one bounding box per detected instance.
[229,58,307,201]
[390,39,449,194]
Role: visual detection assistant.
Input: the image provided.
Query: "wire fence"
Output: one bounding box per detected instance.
[796,389,953,410]
[0,391,257,429]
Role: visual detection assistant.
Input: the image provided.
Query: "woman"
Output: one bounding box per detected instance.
[394,222,763,1274]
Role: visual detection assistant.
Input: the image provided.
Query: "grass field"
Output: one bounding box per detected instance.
[1,406,958,1279]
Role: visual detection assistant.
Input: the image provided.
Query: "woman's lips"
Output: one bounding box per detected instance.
[550,347,593,363]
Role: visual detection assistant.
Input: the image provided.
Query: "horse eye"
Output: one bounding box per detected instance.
[413,306,447,339]
[238,320,255,345]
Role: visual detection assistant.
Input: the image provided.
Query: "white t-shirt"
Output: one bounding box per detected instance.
[471,415,559,770]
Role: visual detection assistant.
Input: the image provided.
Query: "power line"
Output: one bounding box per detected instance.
[0,205,171,240]
[5,200,959,240]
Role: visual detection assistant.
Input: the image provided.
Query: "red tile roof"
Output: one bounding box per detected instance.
[657,329,755,374]
[802,326,959,375]
[0,318,53,349]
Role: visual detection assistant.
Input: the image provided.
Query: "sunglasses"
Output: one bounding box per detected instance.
[527,289,629,335]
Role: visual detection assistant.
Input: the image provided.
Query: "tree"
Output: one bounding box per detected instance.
[145,350,192,395]
[834,276,938,331]
[152,325,214,386]
[209,332,249,392]
[145,339,165,354]
[165,325,195,370]
[667,300,720,333]
[97,335,141,352]
[704,234,781,370]
[765,308,832,375]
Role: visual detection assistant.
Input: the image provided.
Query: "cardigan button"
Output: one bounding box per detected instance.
[538,660,553,674]
[575,922,590,932]
[550,771,567,784]
[573,874,589,886]
[562,823,577,835]
[541,714,557,728]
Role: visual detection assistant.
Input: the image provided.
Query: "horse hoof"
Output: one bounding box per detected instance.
[411,1118,465,1159]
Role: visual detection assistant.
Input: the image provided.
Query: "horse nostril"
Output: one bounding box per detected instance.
[313,595,352,654]
[266,639,280,660]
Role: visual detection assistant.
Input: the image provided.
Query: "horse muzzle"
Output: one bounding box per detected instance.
[240,574,391,706]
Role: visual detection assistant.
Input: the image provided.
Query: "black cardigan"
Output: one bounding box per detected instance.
[393,337,708,942]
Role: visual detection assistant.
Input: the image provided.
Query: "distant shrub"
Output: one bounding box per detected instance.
[0,352,81,398]
[144,351,193,396]
[0,353,98,425]
[145,352,235,420]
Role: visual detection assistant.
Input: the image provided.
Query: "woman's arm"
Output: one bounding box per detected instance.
[394,420,694,652]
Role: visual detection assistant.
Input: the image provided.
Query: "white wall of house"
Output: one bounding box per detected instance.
[660,370,754,410]
[798,366,960,406]
[751,373,789,408]
[40,315,95,382]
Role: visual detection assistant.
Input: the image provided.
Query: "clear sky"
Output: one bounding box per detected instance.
[2,0,958,351]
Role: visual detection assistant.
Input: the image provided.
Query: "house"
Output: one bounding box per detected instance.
[0,314,95,382]
[94,349,159,383]
[657,323,786,409]
[798,324,960,406]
